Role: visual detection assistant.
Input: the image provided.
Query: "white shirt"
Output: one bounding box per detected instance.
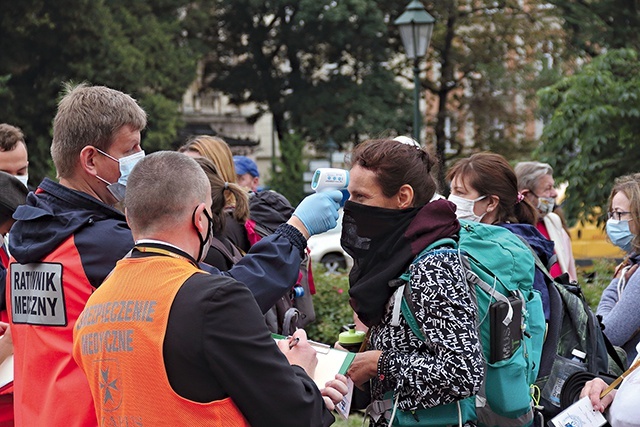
[608,343,640,427]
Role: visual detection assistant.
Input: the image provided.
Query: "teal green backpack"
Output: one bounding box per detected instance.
[388,220,545,427]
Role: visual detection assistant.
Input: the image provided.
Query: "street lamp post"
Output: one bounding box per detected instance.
[394,1,435,144]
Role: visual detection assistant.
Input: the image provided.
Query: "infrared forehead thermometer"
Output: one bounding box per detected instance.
[311,168,349,193]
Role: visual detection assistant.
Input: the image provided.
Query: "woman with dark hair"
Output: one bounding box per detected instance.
[342,138,483,427]
[446,152,556,319]
[447,152,538,226]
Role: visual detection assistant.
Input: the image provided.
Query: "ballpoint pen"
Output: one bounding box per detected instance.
[288,337,300,350]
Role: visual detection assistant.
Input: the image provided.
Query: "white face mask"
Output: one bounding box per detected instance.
[536,196,555,217]
[15,174,29,188]
[448,194,487,222]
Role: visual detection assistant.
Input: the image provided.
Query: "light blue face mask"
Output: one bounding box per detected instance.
[96,149,146,202]
[606,218,634,253]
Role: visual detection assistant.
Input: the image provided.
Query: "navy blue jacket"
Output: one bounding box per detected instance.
[501,222,556,320]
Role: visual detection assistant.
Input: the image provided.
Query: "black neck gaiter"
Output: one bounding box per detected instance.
[341,199,460,327]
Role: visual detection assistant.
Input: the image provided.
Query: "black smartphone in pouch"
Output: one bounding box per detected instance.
[489,296,523,363]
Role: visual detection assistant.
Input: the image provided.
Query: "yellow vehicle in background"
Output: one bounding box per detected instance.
[557,184,625,266]
[568,216,625,265]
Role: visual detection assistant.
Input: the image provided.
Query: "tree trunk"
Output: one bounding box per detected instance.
[433,2,457,195]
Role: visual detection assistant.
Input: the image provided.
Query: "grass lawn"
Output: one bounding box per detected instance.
[577,258,617,311]
[333,412,365,427]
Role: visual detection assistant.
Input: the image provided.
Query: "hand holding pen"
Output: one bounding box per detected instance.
[277,329,318,378]
[288,337,300,349]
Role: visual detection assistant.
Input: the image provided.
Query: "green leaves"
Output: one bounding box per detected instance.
[0,0,198,182]
[537,48,640,224]
[196,0,412,148]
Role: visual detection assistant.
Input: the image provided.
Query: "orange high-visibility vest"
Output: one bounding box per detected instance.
[73,254,249,426]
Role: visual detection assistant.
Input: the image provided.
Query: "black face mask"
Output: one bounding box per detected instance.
[193,207,213,263]
[340,201,420,327]
[341,199,461,327]
[341,201,419,254]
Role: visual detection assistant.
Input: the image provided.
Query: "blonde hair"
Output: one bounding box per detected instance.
[179,136,239,212]
[51,83,147,178]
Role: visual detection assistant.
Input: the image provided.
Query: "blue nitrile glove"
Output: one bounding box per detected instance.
[293,190,342,236]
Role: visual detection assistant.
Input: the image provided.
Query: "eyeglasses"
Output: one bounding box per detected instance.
[608,211,632,221]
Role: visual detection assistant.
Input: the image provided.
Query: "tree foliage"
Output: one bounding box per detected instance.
[546,0,640,55]
[267,133,306,205]
[188,0,414,151]
[0,0,197,183]
[377,0,567,192]
[537,48,640,223]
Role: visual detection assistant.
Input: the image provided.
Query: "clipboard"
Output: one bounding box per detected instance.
[273,334,356,419]
[273,334,355,389]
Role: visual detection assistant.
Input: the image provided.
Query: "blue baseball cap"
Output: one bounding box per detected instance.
[233,156,259,178]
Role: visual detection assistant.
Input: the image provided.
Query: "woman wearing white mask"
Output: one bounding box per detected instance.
[447,152,558,320]
[515,161,578,282]
[597,174,640,365]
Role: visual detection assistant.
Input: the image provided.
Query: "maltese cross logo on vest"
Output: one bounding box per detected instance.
[98,358,123,412]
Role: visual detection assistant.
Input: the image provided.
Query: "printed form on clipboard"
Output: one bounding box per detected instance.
[272,334,355,390]
[273,334,356,419]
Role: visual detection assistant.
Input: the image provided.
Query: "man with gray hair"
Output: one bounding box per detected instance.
[515,161,577,281]
[73,152,347,426]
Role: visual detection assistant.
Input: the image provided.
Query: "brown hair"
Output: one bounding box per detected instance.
[348,139,436,207]
[193,157,250,233]
[0,124,26,152]
[447,152,538,225]
[608,173,640,252]
[51,83,147,178]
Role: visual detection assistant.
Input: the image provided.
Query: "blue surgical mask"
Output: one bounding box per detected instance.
[606,218,634,252]
[96,149,146,202]
[447,194,487,222]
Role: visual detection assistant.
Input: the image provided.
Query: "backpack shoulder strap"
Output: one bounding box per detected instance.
[399,238,458,282]
[209,237,244,264]
[513,234,558,284]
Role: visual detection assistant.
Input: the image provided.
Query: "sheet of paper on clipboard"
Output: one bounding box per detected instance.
[273,334,356,419]
[272,334,355,390]
[549,396,607,427]
[0,354,13,389]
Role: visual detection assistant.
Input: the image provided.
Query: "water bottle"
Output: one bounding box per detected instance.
[542,349,587,407]
[338,324,366,353]
[338,324,369,411]
[291,286,305,298]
